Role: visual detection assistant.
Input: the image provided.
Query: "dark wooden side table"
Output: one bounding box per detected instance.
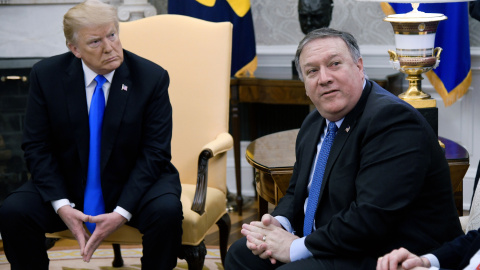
[245,129,469,219]
[230,76,310,215]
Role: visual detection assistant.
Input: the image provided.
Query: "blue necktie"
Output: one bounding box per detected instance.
[84,75,107,234]
[303,121,338,236]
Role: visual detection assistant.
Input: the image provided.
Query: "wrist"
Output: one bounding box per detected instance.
[421,257,431,267]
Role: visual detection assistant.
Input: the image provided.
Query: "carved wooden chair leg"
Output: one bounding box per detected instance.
[216,213,231,266]
[112,243,124,267]
[180,242,207,270]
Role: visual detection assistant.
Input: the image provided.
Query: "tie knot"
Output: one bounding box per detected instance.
[94,75,107,88]
[328,122,338,134]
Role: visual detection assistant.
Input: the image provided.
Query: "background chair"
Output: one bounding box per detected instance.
[47,14,233,269]
[461,160,480,232]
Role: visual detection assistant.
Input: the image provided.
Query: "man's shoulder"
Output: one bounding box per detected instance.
[33,52,76,70]
[365,80,417,114]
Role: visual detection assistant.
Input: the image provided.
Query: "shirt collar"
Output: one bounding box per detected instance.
[326,118,344,130]
[81,61,115,87]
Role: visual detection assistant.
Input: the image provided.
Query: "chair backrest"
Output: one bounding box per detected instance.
[120,15,233,193]
[467,176,480,231]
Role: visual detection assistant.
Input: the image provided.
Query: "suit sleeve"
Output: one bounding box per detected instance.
[432,230,480,269]
[298,99,456,259]
[115,69,179,213]
[22,66,69,202]
[305,103,446,256]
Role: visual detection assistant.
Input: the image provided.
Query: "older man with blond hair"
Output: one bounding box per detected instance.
[0,1,182,269]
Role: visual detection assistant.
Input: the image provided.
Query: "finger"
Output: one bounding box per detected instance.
[83,237,101,262]
[241,224,257,236]
[240,228,252,237]
[402,257,422,269]
[270,257,277,264]
[256,246,270,259]
[242,228,266,243]
[246,240,258,251]
[75,228,89,256]
[261,214,273,226]
[377,256,391,270]
[258,251,270,260]
[246,234,264,247]
[83,246,94,262]
[77,236,86,256]
[87,215,99,224]
[249,221,265,228]
[82,214,90,223]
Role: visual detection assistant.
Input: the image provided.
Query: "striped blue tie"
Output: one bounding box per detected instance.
[84,75,106,234]
[303,121,338,236]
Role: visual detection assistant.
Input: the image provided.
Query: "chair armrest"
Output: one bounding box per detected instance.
[201,132,233,157]
[191,133,233,215]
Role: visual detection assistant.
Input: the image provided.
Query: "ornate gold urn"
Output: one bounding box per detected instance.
[384,4,447,108]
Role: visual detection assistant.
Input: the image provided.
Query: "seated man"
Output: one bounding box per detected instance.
[225,28,463,269]
[0,0,182,269]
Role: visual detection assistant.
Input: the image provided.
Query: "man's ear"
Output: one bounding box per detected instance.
[68,42,81,59]
[357,57,364,72]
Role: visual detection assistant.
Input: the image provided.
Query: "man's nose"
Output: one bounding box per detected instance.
[318,68,332,86]
[103,39,113,52]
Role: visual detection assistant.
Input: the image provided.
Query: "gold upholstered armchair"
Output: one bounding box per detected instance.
[46,14,233,269]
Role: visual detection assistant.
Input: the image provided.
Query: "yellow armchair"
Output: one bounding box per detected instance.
[47,14,233,269]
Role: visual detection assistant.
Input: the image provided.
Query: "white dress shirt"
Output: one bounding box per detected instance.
[276,118,343,261]
[51,61,132,221]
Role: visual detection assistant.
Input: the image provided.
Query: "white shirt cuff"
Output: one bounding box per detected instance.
[114,206,132,221]
[275,216,294,233]
[51,199,75,213]
[290,237,313,261]
[422,254,440,269]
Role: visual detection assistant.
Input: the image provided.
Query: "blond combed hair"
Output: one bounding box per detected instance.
[63,0,119,46]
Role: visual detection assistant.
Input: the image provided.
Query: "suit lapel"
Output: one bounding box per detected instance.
[100,58,131,172]
[319,80,372,199]
[64,57,90,177]
[297,116,326,199]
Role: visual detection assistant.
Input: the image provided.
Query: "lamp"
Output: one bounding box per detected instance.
[356,0,471,108]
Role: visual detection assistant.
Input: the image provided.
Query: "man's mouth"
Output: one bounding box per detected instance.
[322,89,337,96]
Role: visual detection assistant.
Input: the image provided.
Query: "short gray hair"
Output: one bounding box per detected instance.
[294,28,364,81]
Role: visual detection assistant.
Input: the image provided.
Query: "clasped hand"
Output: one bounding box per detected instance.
[57,206,127,262]
[241,214,299,264]
[376,247,431,270]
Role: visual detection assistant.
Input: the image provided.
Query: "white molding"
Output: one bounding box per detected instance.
[257,44,480,71]
[0,0,80,4]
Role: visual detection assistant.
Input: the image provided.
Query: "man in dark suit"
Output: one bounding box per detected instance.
[471,0,480,21]
[377,229,480,269]
[0,0,182,269]
[225,28,463,269]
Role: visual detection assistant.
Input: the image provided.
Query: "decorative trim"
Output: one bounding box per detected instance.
[257,44,480,69]
[0,0,81,4]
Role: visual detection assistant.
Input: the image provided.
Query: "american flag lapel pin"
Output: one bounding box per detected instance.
[121,84,128,91]
[345,126,350,133]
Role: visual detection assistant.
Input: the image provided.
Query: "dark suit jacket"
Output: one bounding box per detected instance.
[271,80,463,268]
[22,50,181,215]
[470,0,480,21]
[433,229,480,269]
